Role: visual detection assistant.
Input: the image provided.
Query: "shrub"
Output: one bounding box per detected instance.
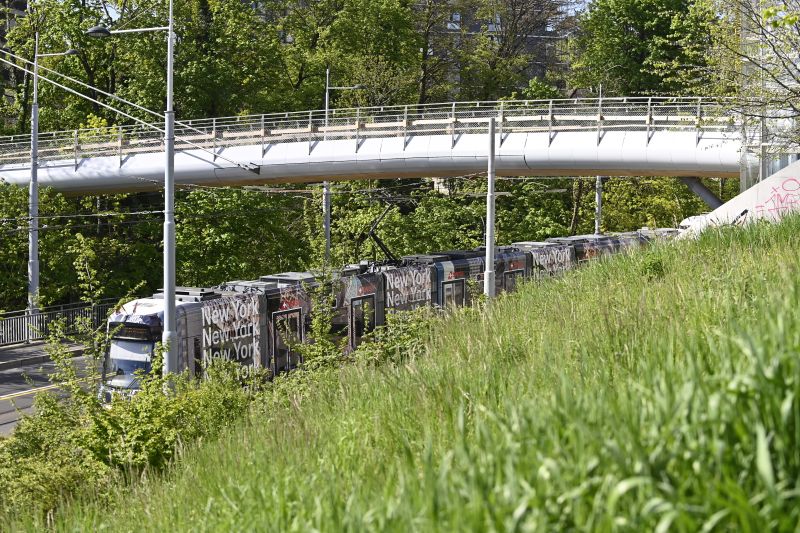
[0,321,257,521]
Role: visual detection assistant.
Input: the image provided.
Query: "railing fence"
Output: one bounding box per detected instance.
[0,97,748,169]
[0,298,119,348]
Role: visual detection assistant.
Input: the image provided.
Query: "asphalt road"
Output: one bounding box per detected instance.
[0,357,97,436]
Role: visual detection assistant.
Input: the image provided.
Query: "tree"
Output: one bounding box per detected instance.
[570,0,716,95]
[695,0,800,147]
[414,0,461,104]
[2,0,111,133]
[0,184,163,309]
[457,0,572,100]
[175,187,309,286]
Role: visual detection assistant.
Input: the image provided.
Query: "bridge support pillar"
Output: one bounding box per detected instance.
[679,177,723,209]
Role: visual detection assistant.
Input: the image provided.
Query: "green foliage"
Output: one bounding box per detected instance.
[0,312,255,521]
[354,306,437,366]
[88,357,255,471]
[69,234,102,302]
[764,5,800,27]
[458,33,530,100]
[311,178,572,268]
[638,251,666,280]
[175,187,308,286]
[0,0,578,130]
[290,275,348,371]
[571,0,716,94]
[0,184,161,309]
[599,177,708,231]
[521,78,563,100]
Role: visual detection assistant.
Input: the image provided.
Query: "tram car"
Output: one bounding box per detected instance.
[100,228,675,397]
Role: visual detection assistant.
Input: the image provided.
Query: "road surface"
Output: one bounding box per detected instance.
[0,356,96,436]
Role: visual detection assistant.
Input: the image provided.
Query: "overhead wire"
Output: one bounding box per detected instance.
[0,209,165,223]
[0,173,571,228]
[0,50,254,170]
[114,0,163,31]
[0,203,310,234]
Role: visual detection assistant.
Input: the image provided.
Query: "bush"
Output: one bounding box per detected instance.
[354,306,438,366]
[0,322,258,521]
[0,292,438,524]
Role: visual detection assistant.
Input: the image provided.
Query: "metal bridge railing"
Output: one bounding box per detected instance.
[0,298,118,348]
[0,97,740,168]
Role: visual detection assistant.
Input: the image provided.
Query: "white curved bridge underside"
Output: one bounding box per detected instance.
[0,129,741,194]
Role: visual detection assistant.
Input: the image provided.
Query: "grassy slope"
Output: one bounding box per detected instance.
[48,218,800,531]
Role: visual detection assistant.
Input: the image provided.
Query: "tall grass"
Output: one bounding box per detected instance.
[28,217,800,531]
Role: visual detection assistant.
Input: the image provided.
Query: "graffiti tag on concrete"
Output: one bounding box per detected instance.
[755,177,800,218]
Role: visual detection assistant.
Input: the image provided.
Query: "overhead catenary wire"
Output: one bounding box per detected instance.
[0,209,165,223]
[0,204,310,234]
[0,212,298,234]
[113,1,164,32]
[0,173,542,226]
[0,172,570,226]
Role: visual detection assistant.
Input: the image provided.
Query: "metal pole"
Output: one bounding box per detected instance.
[27,32,40,343]
[323,67,331,264]
[483,117,496,299]
[324,67,330,141]
[323,182,331,264]
[594,176,603,235]
[163,0,178,375]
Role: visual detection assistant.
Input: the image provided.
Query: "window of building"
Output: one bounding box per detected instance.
[488,14,502,33]
[447,12,461,30]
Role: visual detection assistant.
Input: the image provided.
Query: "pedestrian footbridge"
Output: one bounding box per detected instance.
[0,97,744,194]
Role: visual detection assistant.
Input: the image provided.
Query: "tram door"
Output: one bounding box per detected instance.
[442,279,466,307]
[349,295,376,350]
[273,309,303,374]
[503,269,525,292]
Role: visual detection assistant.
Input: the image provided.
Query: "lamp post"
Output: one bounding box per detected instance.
[323,67,364,264]
[27,32,78,342]
[483,117,496,299]
[87,0,177,375]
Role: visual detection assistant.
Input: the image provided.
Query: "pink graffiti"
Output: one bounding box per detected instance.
[754,177,800,217]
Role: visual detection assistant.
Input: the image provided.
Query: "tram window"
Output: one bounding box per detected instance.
[442,279,465,307]
[504,269,524,292]
[193,337,202,378]
[349,295,375,350]
[180,338,189,374]
[273,309,302,374]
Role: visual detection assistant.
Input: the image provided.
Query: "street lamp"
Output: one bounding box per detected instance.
[87,0,177,376]
[323,67,364,264]
[27,32,78,342]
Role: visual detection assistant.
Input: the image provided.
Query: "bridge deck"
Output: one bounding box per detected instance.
[0,98,748,193]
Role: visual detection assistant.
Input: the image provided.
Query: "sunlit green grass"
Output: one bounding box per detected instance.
[40,217,800,531]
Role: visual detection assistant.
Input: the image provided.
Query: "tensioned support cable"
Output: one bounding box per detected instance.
[0,54,258,173]
[5,49,215,139]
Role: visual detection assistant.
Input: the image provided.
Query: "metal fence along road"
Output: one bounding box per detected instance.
[0,299,118,347]
[0,97,738,166]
